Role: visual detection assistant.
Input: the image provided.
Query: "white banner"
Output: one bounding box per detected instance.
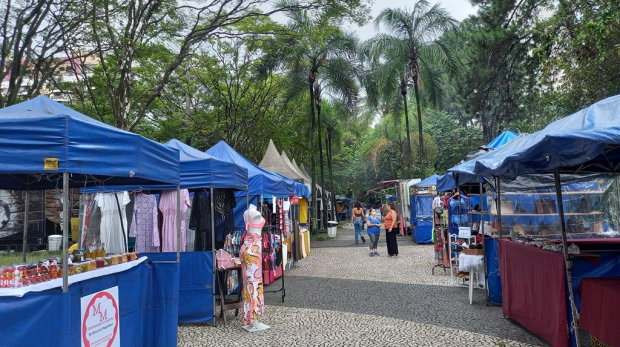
[81,286,121,347]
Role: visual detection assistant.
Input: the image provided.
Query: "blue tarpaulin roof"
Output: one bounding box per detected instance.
[83,139,250,192]
[414,174,441,187]
[467,95,620,179]
[273,173,310,199]
[206,140,295,196]
[436,173,456,192]
[164,139,247,190]
[449,131,523,185]
[0,96,180,189]
[486,130,519,149]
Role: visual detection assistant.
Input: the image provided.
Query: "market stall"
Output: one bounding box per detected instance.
[410,174,440,244]
[83,138,249,324]
[206,141,296,295]
[455,95,620,346]
[0,96,182,346]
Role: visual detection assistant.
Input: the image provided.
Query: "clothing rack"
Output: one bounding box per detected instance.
[258,199,286,303]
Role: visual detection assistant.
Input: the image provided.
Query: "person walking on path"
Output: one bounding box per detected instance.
[384,202,399,257]
[366,208,381,257]
[351,202,366,244]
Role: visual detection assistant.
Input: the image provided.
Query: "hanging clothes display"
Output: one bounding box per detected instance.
[159,189,191,252]
[129,193,160,253]
[190,189,237,251]
[95,191,130,254]
[190,191,211,251]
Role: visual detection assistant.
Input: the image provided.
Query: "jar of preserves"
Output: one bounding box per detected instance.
[95,258,105,268]
[88,259,96,271]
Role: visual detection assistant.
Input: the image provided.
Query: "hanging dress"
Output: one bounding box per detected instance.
[159,189,191,252]
[129,193,160,253]
[95,192,130,254]
[241,214,265,325]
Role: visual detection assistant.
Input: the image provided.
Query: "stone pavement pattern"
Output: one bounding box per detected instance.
[178,226,547,347]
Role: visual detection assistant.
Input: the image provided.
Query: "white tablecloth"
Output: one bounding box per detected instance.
[458,253,484,273]
[0,256,147,297]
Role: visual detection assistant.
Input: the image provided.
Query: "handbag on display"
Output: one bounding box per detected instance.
[534,198,556,214]
[216,249,236,270]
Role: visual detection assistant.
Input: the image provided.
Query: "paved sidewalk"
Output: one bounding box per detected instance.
[178,225,546,347]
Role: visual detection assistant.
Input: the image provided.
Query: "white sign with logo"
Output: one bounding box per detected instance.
[81,286,120,347]
[458,227,472,239]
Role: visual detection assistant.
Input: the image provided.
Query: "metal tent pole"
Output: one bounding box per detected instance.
[495,177,503,239]
[553,169,581,346]
[479,177,489,303]
[62,173,69,292]
[210,188,216,319]
[246,185,249,212]
[22,188,29,262]
[176,185,181,263]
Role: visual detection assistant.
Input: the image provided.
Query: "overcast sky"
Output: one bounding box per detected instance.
[352,0,478,40]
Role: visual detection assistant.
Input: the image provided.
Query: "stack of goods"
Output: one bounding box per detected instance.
[0,249,140,289]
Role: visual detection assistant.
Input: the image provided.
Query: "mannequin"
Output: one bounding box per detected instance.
[240,204,270,332]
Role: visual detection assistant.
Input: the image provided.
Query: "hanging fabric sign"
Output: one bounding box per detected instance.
[81,286,121,347]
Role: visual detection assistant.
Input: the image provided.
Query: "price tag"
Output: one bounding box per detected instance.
[458,227,471,238]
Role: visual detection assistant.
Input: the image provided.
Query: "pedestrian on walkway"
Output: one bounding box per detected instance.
[384,202,399,257]
[351,202,366,244]
[366,208,381,257]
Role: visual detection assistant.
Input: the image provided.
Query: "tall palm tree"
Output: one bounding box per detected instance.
[322,100,350,221]
[366,1,458,179]
[284,9,358,230]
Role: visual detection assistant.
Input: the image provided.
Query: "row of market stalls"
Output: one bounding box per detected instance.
[0,96,314,346]
[419,97,620,346]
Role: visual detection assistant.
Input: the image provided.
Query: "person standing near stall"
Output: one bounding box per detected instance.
[351,202,366,244]
[384,202,399,257]
[366,208,381,257]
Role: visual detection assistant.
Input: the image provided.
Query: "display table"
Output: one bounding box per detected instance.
[499,239,569,347]
[579,277,620,346]
[459,253,484,305]
[0,257,147,298]
[0,256,179,347]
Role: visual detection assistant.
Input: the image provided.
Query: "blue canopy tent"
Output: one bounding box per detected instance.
[486,130,518,149]
[460,95,620,346]
[436,173,457,192]
[82,138,251,324]
[413,174,441,187]
[409,174,441,244]
[206,140,296,228]
[0,96,181,346]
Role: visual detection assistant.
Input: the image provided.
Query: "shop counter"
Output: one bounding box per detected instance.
[0,256,179,347]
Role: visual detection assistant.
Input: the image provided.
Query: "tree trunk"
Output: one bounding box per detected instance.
[327,134,337,223]
[308,84,318,234]
[413,78,425,180]
[401,89,414,178]
[316,98,328,229]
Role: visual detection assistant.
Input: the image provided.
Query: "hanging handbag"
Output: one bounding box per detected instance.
[216,249,236,269]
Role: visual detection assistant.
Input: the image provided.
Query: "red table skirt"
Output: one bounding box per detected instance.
[500,240,569,347]
[579,277,620,346]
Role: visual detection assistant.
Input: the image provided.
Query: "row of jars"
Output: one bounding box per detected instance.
[1,252,139,289]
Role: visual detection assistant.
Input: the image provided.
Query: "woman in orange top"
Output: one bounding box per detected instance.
[384,202,399,257]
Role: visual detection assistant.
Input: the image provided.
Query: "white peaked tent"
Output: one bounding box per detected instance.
[291,158,311,183]
[282,151,311,188]
[259,139,305,181]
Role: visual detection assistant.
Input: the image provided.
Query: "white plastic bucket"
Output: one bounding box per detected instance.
[48,235,62,251]
[327,221,338,238]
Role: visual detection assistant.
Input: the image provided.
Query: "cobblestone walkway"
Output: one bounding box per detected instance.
[178,226,546,347]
